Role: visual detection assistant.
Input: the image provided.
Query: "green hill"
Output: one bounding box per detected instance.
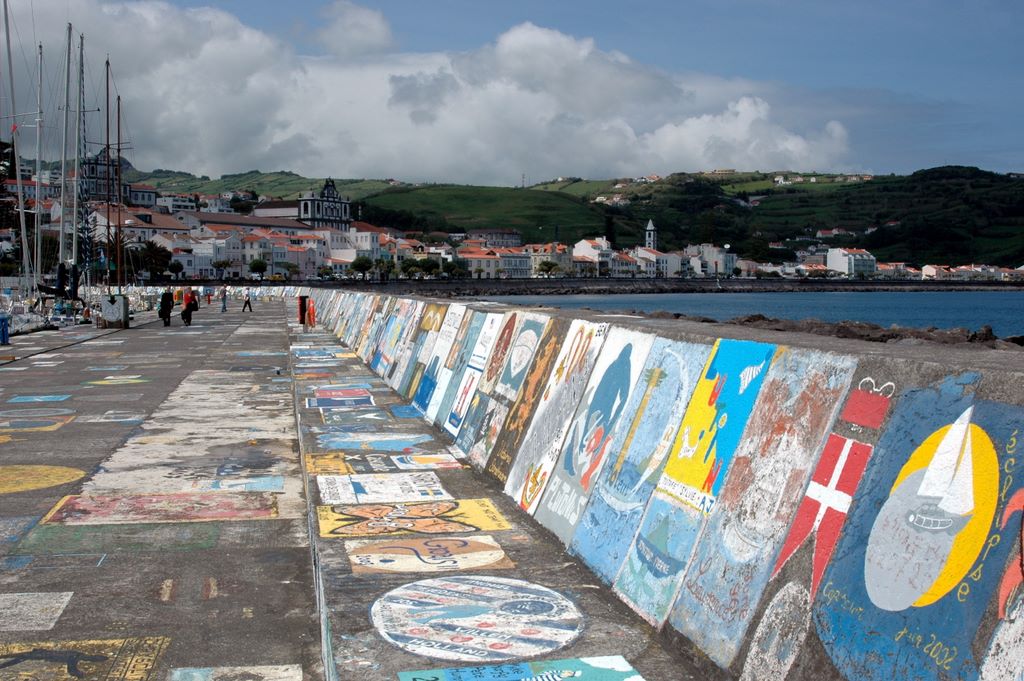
[124,168,392,201]
[361,184,610,244]
[123,164,1024,267]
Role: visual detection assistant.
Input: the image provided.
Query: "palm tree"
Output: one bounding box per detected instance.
[139,240,173,282]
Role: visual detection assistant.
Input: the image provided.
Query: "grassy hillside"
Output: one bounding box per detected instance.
[122,164,1024,267]
[124,168,392,201]
[362,185,610,244]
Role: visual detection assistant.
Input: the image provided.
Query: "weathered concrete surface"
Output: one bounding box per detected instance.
[296,286,1024,681]
[0,300,319,681]
[288,325,688,680]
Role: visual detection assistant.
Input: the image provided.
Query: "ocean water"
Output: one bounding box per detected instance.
[482,291,1024,338]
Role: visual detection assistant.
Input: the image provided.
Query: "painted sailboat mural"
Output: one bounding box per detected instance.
[905,406,974,534]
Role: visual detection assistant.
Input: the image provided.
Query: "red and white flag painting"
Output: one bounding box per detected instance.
[772,433,874,597]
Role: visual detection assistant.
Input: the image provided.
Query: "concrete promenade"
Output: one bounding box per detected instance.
[0,298,687,680]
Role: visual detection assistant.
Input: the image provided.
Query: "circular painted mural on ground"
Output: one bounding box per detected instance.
[0,465,86,494]
[370,575,583,661]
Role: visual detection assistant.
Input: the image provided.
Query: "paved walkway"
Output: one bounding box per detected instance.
[0,299,691,681]
[1,300,319,680]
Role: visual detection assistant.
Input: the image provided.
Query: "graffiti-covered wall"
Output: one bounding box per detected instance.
[296,287,1024,681]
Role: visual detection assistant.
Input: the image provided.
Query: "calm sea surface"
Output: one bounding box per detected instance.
[482,291,1024,338]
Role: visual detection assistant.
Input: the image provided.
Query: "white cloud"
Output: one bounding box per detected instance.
[315,1,393,59]
[10,1,855,185]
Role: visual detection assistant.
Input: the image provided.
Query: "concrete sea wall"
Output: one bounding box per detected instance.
[291,286,1024,681]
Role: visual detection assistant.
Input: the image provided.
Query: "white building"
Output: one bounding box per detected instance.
[156,194,198,212]
[826,247,877,277]
[573,237,614,276]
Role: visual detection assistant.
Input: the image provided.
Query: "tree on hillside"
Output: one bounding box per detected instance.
[604,214,618,249]
[248,258,267,280]
[351,256,374,280]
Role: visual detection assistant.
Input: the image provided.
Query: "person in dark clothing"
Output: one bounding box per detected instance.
[242,289,253,312]
[158,288,174,326]
[181,289,197,326]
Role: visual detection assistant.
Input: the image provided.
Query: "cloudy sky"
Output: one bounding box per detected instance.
[5,0,1021,185]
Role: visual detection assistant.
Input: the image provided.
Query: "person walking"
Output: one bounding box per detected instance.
[242,288,253,312]
[181,289,197,326]
[220,285,228,312]
[158,287,174,327]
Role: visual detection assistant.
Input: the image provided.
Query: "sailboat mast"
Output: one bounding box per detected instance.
[34,42,42,286]
[116,94,122,293]
[104,56,110,295]
[72,33,83,268]
[59,23,71,264]
[2,0,31,292]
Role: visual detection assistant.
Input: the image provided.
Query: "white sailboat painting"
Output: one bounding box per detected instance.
[906,406,975,534]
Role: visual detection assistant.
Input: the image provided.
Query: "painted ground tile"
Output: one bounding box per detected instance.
[486,318,570,484]
[7,394,71,403]
[814,375,1024,681]
[0,465,86,494]
[317,499,512,537]
[493,313,549,402]
[41,492,279,525]
[668,348,856,668]
[12,522,222,554]
[78,411,145,425]
[504,320,609,514]
[413,304,468,414]
[313,387,373,400]
[371,576,583,661]
[0,592,73,631]
[169,665,303,681]
[317,472,451,504]
[570,339,712,583]
[189,475,285,492]
[392,404,422,419]
[397,656,647,681]
[345,534,514,573]
[425,308,479,424]
[0,636,169,680]
[534,329,656,545]
[321,407,389,425]
[306,395,375,409]
[612,338,777,625]
[0,517,39,555]
[309,452,461,474]
[314,432,435,452]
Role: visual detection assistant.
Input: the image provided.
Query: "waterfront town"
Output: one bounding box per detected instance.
[5,156,1022,285]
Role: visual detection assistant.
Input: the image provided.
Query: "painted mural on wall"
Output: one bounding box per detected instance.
[668,348,856,667]
[534,328,656,544]
[570,338,712,583]
[345,534,514,573]
[492,313,549,402]
[316,499,512,537]
[613,338,776,625]
[442,312,505,438]
[485,318,569,483]
[813,373,1024,681]
[503,320,608,514]
[476,313,520,396]
[397,303,447,397]
[413,304,467,416]
[425,309,479,425]
[370,576,583,661]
